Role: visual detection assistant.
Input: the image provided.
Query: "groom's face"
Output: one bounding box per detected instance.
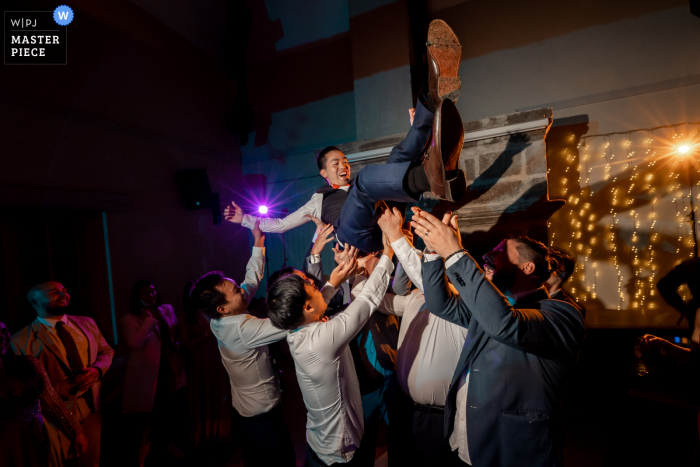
[320,151,351,187]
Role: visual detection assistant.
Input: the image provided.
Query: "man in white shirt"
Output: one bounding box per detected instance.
[190,223,295,467]
[371,208,468,467]
[266,232,395,466]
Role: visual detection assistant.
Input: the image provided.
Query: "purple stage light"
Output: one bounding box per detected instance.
[258,205,268,214]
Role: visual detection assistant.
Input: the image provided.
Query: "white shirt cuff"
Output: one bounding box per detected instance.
[445,252,465,269]
[241,214,259,229]
[390,236,412,255]
[307,254,321,264]
[251,246,265,256]
[424,253,442,262]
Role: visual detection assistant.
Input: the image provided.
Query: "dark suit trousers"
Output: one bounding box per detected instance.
[231,403,295,467]
[388,389,452,467]
[336,100,434,253]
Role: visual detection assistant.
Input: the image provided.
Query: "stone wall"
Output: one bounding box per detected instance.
[335,106,560,255]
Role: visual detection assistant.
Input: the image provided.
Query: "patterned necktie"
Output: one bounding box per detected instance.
[55,321,84,374]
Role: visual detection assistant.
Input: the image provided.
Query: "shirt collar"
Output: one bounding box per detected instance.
[37,314,68,328]
[504,286,548,306]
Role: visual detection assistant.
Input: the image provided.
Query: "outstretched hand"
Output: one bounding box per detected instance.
[333,243,359,266]
[304,214,324,229]
[312,224,335,255]
[329,258,359,288]
[224,201,244,224]
[410,208,462,258]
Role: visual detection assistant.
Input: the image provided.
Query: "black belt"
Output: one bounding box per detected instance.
[413,402,444,414]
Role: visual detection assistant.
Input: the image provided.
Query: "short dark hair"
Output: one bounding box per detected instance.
[190,271,228,320]
[266,274,309,330]
[129,280,162,316]
[267,266,295,292]
[315,146,341,172]
[549,248,576,282]
[510,236,552,283]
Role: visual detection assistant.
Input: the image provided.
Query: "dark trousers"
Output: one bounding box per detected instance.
[231,403,296,467]
[387,389,452,467]
[305,441,373,467]
[336,100,434,253]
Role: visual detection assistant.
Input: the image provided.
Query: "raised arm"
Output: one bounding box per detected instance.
[445,253,584,359]
[310,254,394,361]
[422,257,472,328]
[351,275,408,317]
[241,223,266,302]
[391,236,424,293]
[225,194,322,234]
[304,222,334,288]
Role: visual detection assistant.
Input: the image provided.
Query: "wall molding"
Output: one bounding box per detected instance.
[346,116,551,163]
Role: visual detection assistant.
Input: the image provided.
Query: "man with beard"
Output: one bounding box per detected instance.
[11,281,114,467]
[411,209,585,467]
[224,20,467,254]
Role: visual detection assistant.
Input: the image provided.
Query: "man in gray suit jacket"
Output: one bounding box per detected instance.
[411,209,585,467]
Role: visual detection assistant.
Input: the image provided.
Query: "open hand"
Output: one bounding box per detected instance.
[333,243,359,266]
[304,214,324,230]
[329,258,359,288]
[224,201,244,224]
[410,209,462,258]
[312,224,335,255]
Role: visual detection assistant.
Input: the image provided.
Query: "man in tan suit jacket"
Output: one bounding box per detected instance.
[11,281,114,467]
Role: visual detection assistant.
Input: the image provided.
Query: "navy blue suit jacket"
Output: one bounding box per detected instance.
[422,254,585,467]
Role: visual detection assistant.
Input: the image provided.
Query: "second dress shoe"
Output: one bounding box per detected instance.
[423,98,466,202]
[427,19,462,105]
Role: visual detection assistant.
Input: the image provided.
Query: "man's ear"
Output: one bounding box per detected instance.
[303,301,314,314]
[521,262,536,276]
[216,304,227,316]
[320,169,328,180]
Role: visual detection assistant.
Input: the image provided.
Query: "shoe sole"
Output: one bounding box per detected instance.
[427,20,462,102]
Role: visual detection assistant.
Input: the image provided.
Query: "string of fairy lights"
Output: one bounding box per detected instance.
[548,121,700,312]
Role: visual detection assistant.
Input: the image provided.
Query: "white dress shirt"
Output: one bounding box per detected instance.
[287,255,394,465]
[210,246,289,418]
[371,237,467,406]
[434,250,469,465]
[241,185,350,233]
